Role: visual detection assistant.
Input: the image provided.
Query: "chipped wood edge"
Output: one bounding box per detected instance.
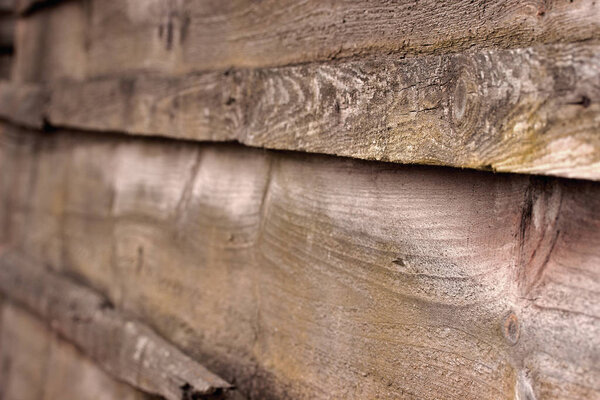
[0,250,242,400]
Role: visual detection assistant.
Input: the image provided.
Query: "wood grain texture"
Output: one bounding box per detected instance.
[0,250,238,400]
[0,302,153,400]
[19,42,596,180]
[1,125,598,399]
[11,0,600,79]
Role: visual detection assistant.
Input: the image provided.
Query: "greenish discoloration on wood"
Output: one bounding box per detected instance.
[3,43,599,180]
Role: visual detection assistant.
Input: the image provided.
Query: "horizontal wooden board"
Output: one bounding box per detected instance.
[0,81,46,127]
[0,250,237,400]
[1,125,598,399]
[3,42,599,179]
[11,0,600,79]
[0,301,153,400]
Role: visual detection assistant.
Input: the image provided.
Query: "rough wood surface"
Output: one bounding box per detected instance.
[1,125,598,399]
[0,301,153,400]
[2,42,598,179]
[0,81,46,127]
[12,0,85,83]
[0,249,238,400]
[11,0,600,78]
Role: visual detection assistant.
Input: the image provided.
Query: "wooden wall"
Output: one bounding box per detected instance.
[0,1,599,399]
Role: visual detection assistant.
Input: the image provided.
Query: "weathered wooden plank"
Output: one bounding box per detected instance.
[0,302,153,400]
[0,81,47,127]
[36,43,600,180]
[12,0,85,83]
[0,250,239,400]
[2,126,598,399]
[11,0,600,79]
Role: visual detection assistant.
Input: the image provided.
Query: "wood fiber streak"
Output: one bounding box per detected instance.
[0,302,153,400]
[11,0,600,77]
[0,249,236,400]
[38,43,600,180]
[0,126,598,399]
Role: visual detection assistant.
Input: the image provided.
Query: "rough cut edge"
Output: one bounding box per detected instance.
[0,250,242,400]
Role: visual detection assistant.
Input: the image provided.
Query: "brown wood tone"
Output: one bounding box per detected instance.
[0,301,153,400]
[12,0,85,83]
[2,42,599,179]
[0,14,14,50]
[0,81,46,127]
[0,54,12,79]
[0,0,12,12]
[11,0,600,78]
[1,125,598,400]
[14,0,53,15]
[0,250,238,400]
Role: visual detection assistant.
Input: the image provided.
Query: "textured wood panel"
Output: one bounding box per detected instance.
[0,302,153,400]
[3,42,598,179]
[0,81,46,127]
[0,250,237,400]
[12,0,85,83]
[11,0,600,79]
[1,125,598,399]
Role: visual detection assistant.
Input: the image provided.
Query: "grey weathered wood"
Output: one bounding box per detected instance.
[3,43,598,179]
[11,0,600,78]
[0,250,238,400]
[2,126,598,399]
[0,302,152,400]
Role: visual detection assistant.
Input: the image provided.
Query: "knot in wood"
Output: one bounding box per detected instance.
[502,311,520,345]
